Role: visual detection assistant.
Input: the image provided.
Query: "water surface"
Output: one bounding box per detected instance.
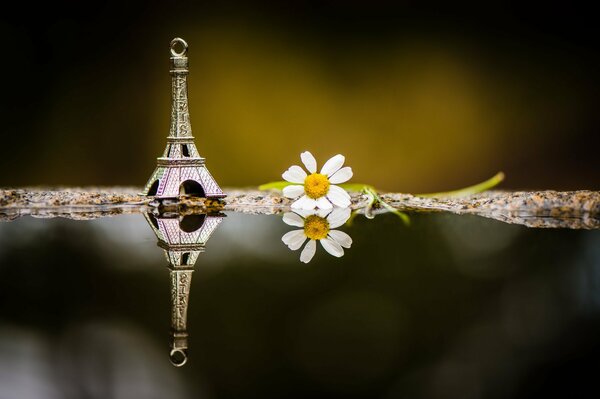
[0,211,598,399]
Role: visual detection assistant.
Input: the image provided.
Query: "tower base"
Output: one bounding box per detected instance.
[142,164,225,198]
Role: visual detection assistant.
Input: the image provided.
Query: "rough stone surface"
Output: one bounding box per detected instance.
[0,187,598,229]
[380,190,599,229]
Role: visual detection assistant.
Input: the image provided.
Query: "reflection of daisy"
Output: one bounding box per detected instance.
[282,207,352,263]
[282,151,353,210]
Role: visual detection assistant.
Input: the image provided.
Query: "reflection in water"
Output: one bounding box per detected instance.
[282,208,352,263]
[0,212,599,397]
[144,212,224,366]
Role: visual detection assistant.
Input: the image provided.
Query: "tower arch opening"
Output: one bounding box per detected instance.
[179,180,205,197]
[148,213,160,229]
[179,214,206,233]
[147,180,160,196]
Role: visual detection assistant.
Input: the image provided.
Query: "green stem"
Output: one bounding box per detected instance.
[363,187,410,225]
[258,181,290,190]
[338,183,375,192]
[416,172,504,198]
[258,171,504,225]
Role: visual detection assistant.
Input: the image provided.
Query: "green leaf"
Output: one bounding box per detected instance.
[258,181,292,191]
[417,172,505,198]
[338,183,376,192]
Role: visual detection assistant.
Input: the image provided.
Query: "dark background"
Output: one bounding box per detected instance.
[1,2,598,191]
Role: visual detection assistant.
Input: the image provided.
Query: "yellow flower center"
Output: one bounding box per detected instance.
[304,173,330,199]
[304,215,330,240]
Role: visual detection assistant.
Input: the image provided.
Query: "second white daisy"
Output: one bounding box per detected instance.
[282,207,353,263]
[282,151,353,210]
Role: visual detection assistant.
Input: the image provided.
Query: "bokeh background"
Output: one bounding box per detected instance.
[1,2,598,191]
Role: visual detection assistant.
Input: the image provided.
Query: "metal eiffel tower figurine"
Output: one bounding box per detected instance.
[142,38,225,199]
[144,211,225,366]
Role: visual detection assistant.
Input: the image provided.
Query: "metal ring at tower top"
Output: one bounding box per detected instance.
[170,38,188,57]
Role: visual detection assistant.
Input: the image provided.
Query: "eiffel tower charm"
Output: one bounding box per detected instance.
[142,38,225,199]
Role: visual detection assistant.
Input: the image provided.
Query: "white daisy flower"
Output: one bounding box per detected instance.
[281,207,353,263]
[282,151,353,210]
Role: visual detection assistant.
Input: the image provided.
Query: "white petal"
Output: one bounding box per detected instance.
[282,184,304,199]
[329,167,353,184]
[320,237,344,257]
[291,197,305,209]
[327,207,352,228]
[315,208,331,218]
[300,151,317,173]
[321,154,345,176]
[316,196,333,210]
[292,208,329,218]
[300,197,318,210]
[328,230,352,248]
[292,208,318,218]
[281,230,307,250]
[283,212,304,227]
[327,185,351,208]
[300,240,317,263]
[282,165,307,183]
[292,195,318,210]
[292,195,308,209]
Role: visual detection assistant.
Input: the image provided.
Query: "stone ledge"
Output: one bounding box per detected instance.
[0,187,598,229]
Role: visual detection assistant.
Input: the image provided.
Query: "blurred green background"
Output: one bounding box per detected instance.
[1,3,598,192]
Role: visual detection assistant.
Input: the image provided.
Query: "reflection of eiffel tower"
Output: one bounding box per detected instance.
[144,211,224,366]
[142,37,225,199]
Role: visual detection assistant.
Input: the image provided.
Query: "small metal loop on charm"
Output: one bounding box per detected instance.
[169,348,188,367]
[170,37,188,57]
